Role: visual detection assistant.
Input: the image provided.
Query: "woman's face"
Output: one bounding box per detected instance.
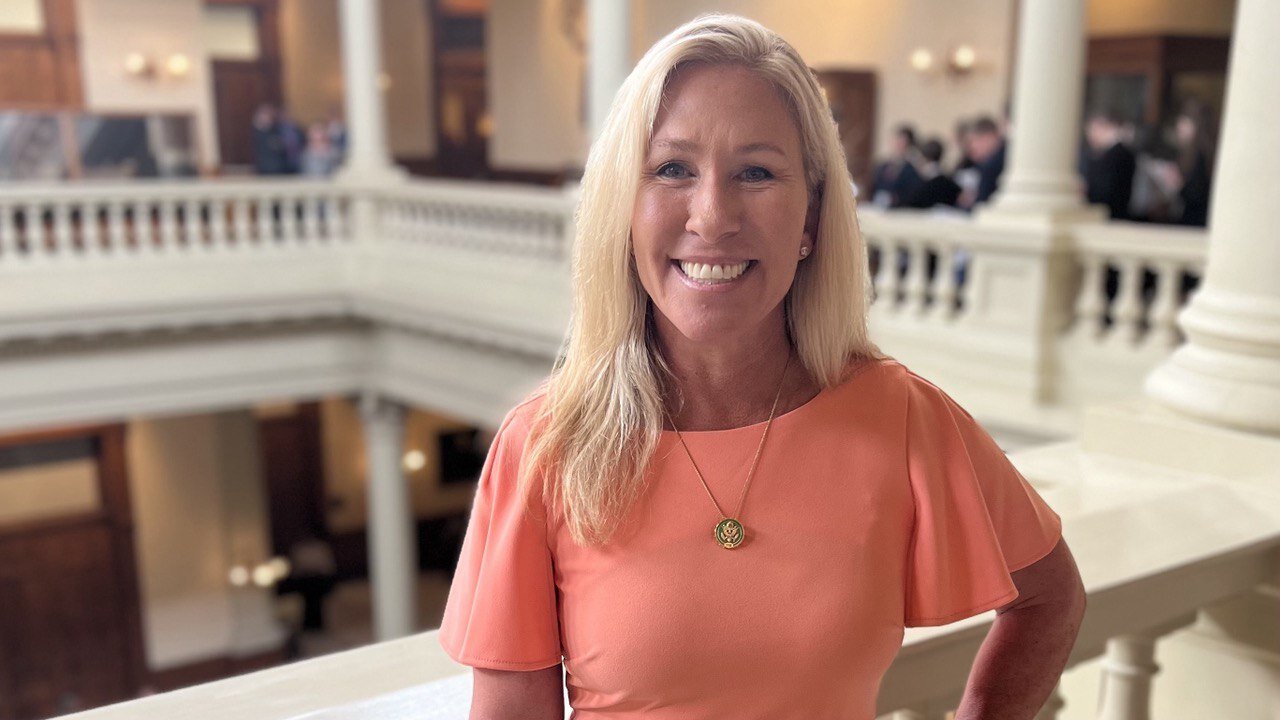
[631,63,814,347]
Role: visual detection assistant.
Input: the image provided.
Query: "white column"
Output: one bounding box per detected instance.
[587,0,631,142]
[359,392,417,640]
[338,0,401,182]
[982,0,1098,222]
[1144,0,1280,434]
[1096,635,1160,720]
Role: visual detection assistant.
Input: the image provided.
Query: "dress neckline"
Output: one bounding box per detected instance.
[658,356,888,437]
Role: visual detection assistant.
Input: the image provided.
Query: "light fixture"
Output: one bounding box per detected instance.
[228,565,250,587]
[165,53,192,78]
[124,52,153,78]
[910,44,978,78]
[909,47,934,73]
[949,45,976,74]
[403,449,427,472]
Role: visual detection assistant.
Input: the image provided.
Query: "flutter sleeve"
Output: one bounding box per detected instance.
[902,372,1063,627]
[437,402,563,669]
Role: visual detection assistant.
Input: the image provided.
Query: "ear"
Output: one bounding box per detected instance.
[803,185,822,247]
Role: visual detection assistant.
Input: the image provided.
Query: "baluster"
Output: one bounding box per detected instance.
[303,195,321,243]
[0,203,17,261]
[875,238,903,311]
[207,197,228,252]
[1096,634,1160,720]
[321,193,341,242]
[255,196,274,245]
[24,203,47,260]
[1108,256,1144,347]
[131,200,152,254]
[901,237,930,314]
[159,199,179,252]
[182,198,203,250]
[232,196,252,247]
[52,201,73,257]
[1072,253,1106,343]
[929,243,959,321]
[80,201,101,258]
[279,194,299,243]
[1143,260,1183,350]
[106,200,127,254]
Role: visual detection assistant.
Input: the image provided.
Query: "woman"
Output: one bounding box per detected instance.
[440,15,1084,719]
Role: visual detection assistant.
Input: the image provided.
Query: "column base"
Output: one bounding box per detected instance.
[1145,287,1280,435]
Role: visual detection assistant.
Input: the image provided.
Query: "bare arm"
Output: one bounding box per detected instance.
[955,537,1087,720]
[470,664,564,720]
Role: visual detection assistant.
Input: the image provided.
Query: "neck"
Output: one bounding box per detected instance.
[653,307,813,431]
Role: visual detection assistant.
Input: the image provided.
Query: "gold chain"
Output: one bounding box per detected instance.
[665,353,792,525]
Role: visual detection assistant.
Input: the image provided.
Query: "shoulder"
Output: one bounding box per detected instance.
[847,358,976,424]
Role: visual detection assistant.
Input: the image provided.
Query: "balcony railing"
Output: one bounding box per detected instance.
[6,176,1271,720]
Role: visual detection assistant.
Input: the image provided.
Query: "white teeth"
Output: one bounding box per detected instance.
[678,260,750,282]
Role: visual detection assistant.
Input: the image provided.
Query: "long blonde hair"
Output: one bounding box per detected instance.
[521,14,883,546]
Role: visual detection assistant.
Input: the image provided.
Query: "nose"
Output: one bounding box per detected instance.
[685,175,742,242]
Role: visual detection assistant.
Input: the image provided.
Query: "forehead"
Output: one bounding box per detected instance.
[650,63,802,154]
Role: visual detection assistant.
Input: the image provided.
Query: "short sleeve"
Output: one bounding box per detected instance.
[437,401,563,669]
[902,372,1063,627]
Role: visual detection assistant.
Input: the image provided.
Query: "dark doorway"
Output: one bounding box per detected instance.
[0,425,145,719]
[257,402,328,558]
[813,70,878,196]
[207,0,284,172]
[430,0,490,178]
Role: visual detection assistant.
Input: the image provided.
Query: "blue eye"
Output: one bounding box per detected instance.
[655,162,691,179]
[741,166,774,182]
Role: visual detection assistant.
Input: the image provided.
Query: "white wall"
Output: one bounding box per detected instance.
[75,0,220,168]
[487,0,1016,170]
[488,0,591,170]
[0,0,43,32]
[127,411,281,670]
[279,0,435,158]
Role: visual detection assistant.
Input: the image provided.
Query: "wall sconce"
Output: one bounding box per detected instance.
[910,45,979,78]
[949,45,976,74]
[123,51,193,81]
[124,52,154,79]
[165,53,192,79]
[402,449,427,472]
[228,557,292,589]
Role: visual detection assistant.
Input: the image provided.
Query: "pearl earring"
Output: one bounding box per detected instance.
[799,246,810,258]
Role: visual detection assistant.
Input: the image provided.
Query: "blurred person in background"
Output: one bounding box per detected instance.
[1083,110,1137,220]
[301,123,340,177]
[871,123,923,208]
[251,103,287,175]
[902,138,961,210]
[957,115,1004,209]
[1168,100,1215,227]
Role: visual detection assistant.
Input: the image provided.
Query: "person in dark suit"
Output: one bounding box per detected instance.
[871,124,924,208]
[903,138,961,209]
[251,104,287,175]
[1083,111,1137,220]
[958,116,1004,209]
[1172,102,1215,227]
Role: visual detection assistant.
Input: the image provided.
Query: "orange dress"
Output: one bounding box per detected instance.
[438,357,1062,719]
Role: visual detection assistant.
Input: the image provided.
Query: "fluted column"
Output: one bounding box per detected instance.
[338,0,401,182]
[982,0,1097,222]
[1144,0,1280,434]
[360,392,417,640]
[587,0,631,141]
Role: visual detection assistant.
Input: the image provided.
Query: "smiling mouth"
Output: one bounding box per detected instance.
[671,259,757,283]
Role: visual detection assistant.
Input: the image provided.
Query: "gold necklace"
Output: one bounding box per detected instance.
[665,354,792,549]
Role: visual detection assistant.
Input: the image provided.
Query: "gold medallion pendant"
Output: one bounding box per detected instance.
[715,517,745,549]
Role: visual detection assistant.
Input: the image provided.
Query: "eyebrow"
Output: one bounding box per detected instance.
[650,139,788,157]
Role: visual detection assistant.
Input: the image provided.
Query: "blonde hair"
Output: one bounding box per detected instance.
[520,13,883,546]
